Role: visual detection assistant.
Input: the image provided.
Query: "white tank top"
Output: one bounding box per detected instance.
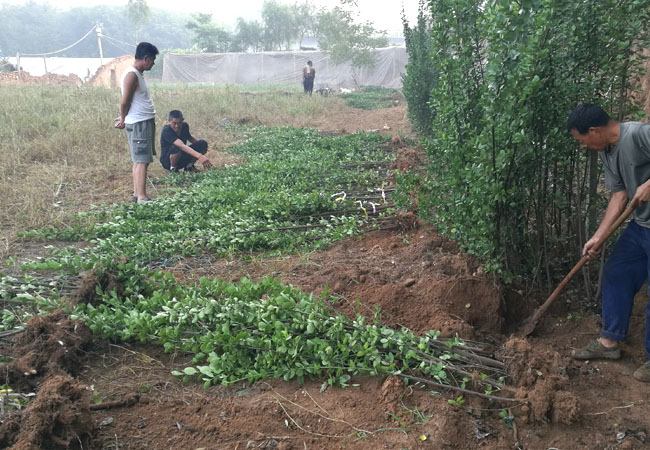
[121,66,155,124]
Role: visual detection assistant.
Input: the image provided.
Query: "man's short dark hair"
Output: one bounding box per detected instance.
[307,60,312,65]
[168,110,184,120]
[567,103,611,134]
[135,42,159,60]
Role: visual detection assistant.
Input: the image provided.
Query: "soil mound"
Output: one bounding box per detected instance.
[422,402,476,448]
[67,270,124,306]
[2,310,93,390]
[170,225,503,338]
[501,337,564,387]
[380,375,404,414]
[521,377,579,425]
[0,375,93,450]
[311,229,503,337]
[389,147,426,172]
[0,71,82,86]
[501,337,580,424]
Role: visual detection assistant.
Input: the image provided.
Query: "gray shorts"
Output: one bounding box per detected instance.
[125,119,156,163]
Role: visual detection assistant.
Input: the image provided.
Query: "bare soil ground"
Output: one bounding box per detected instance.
[1,104,650,450]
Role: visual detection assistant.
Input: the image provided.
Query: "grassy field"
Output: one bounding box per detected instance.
[340,86,403,110]
[0,84,356,257]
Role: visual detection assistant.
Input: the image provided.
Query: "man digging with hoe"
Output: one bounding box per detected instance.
[568,103,650,382]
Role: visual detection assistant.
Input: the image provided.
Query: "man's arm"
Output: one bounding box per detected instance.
[632,178,650,206]
[114,72,137,129]
[583,190,628,259]
[187,129,198,145]
[172,139,212,168]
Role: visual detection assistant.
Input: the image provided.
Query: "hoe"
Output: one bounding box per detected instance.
[518,204,636,337]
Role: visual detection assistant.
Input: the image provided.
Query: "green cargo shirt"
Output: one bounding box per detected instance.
[600,122,650,227]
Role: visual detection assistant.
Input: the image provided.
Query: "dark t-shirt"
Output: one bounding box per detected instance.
[160,122,193,168]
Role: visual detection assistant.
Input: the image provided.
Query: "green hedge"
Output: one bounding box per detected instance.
[401,0,650,279]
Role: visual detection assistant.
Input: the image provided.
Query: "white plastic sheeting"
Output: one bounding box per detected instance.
[162,47,407,89]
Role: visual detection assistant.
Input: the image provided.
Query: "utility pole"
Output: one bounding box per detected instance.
[95,23,104,65]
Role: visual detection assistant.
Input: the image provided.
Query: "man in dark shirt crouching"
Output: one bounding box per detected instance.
[160,110,213,173]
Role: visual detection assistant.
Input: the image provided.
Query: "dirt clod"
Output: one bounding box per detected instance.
[1,310,93,390]
[501,337,565,387]
[380,375,404,414]
[6,375,93,450]
[68,270,125,307]
[524,377,580,424]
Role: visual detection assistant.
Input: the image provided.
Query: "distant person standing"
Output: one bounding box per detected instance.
[114,42,159,203]
[160,110,212,173]
[302,60,315,95]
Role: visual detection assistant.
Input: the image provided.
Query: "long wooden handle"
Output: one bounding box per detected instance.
[521,205,636,336]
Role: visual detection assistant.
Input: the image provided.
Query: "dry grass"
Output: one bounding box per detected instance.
[0,83,357,257]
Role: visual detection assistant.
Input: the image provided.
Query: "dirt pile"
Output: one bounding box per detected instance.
[2,375,93,450]
[0,312,95,449]
[379,375,404,414]
[0,71,82,86]
[501,337,579,425]
[2,310,93,391]
[67,270,124,307]
[180,224,503,338]
[390,146,426,172]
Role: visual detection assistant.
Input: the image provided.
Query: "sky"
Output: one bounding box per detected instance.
[3,0,419,36]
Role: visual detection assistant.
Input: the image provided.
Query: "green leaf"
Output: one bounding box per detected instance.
[183,367,198,376]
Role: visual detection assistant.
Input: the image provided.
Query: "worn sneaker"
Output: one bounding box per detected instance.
[184,164,198,173]
[633,361,650,382]
[169,167,179,173]
[571,339,621,360]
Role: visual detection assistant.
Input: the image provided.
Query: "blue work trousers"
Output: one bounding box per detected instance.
[600,220,650,358]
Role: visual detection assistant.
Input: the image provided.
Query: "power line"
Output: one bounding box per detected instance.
[13,26,136,75]
[19,26,96,57]
[102,38,133,55]
[101,33,136,50]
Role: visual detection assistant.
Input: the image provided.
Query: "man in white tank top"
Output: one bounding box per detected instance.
[114,42,159,203]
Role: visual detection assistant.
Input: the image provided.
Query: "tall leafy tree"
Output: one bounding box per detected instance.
[408,0,650,284]
[186,13,231,53]
[127,0,151,43]
[261,0,298,50]
[295,2,316,49]
[315,6,387,70]
[0,2,59,55]
[401,0,438,136]
[232,18,264,52]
